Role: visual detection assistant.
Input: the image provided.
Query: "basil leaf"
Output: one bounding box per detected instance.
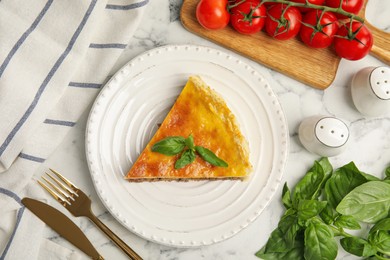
[297,200,327,221]
[282,183,292,209]
[195,146,228,167]
[368,230,390,255]
[264,211,301,254]
[264,227,292,253]
[304,219,338,260]
[340,237,377,257]
[324,161,367,209]
[365,256,387,260]
[292,160,325,207]
[370,218,390,234]
[281,239,305,260]
[336,181,390,223]
[255,246,267,258]
[279,212,301,249]
[360,171,381,181]
[334,215,361,230]
[174,149,196,169]
[385,167,390,181]
[257,238,304,260]
[152,136,186,156]
[282,208,297,218]
[318,157,333,176]
[185,134,195,150]
[319,203,339,225]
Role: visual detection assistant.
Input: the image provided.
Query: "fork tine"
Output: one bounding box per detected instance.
[42,176,72,203]
[49,168,78,191]
[46,172,76,197]
[37,179,68,206]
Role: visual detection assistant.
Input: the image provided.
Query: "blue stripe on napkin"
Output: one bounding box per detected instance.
[0,0,54,78]
[0,0,98,158]
[0,187,22,205]
[68,82,102,89]
[106,0,149,10]
[43,119,76,127]
[89,43,127,49]
[0,188,25,260]
[19,153,45,163]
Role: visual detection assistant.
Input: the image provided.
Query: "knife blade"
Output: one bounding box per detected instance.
[21,197,104,260]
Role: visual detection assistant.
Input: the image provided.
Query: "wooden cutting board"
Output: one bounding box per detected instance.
[180,0,390,90]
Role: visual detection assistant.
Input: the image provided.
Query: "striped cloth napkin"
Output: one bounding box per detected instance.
[0,0,148,259]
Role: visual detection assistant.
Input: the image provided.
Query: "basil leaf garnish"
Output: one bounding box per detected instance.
[195,146,228,167]
[151,136,186,156]
[175,149,196,169]
[185,134,195,150]
[151,135,228,169]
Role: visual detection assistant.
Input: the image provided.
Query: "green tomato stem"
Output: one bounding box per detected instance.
[260,0,365,23]
[227,0,246,12]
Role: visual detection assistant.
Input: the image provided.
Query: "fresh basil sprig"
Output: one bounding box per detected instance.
[151,135,228,169]
[256,158,390,260]
[151,136,186,155]
[175,149,195,169]
[195,146,228,167]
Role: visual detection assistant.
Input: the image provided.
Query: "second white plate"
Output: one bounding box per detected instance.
[85,44,289,247]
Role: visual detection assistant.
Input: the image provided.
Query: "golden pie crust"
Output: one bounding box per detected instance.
[125,75,252,181]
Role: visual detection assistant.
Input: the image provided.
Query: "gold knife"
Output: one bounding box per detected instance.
[22,197,104,260]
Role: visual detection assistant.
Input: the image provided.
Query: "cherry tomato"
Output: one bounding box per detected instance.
[300,10,338,48]
[196,0,230,30]
[290,0,326,13]
[265,4,302,40]
[325,0,364,18]
[333,21,373,60]
[230,0,266,34]
[262,2,277,7]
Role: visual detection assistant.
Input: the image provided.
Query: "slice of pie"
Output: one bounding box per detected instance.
[125,75,252,181]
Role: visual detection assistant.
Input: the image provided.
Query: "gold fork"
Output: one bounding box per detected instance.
[38,169,143,260]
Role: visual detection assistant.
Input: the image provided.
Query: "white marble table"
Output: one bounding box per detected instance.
[38,0,390,259]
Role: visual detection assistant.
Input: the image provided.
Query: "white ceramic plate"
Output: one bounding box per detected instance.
[85,44,289,248]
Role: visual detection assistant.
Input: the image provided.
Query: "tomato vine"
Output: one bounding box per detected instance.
[195,0,372,60]
[258,0,365,23]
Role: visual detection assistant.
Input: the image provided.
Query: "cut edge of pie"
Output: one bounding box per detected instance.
[125,75,253,182]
